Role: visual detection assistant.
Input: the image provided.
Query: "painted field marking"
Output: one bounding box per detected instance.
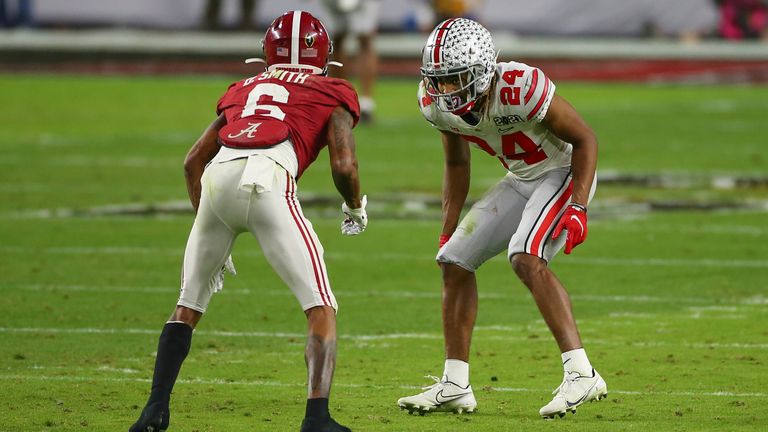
[7,283,766,308]
[1,326,766,349]
[2,245,768,268]
[9,282,768,310]
[0,374,765,398]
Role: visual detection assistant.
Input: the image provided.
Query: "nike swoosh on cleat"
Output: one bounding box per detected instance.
[435,389,472,404]
[565,381,598,407]
[565,393,588,408]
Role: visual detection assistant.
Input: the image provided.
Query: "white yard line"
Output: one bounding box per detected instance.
[1,326,766,349]
[2,245,768,268]
[594,224,768,236]
[6,283,760,306]
[0,374,764,398]
[9,282,768,308]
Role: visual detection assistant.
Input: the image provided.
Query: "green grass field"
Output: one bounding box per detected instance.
[1,74,767,431]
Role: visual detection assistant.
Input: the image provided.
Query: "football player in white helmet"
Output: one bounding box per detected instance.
[397,18,608,419]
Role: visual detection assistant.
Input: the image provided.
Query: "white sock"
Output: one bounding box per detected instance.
[443,359,470,388]
[561,348,593,376]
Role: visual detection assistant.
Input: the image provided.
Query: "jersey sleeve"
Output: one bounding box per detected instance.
[521,67,556,123]
[216,82,240,116]
[321,78,362,127]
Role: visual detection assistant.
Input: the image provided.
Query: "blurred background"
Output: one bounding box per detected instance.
[1,0,767,81]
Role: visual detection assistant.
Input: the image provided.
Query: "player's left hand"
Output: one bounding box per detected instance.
[341,195,368,236]
[551,204,588,255]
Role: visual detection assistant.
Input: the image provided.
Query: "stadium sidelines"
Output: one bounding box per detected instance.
[2,246,767,268]
[1,327,766,349]
[0,373,765,399]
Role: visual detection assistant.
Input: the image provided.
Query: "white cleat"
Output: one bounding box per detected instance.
[539,369,608,419]
[397,375,477,415]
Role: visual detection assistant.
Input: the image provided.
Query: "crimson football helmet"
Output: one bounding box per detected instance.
[246,10,338,75]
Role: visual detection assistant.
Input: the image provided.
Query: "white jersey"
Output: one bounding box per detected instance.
[418,61,572,180]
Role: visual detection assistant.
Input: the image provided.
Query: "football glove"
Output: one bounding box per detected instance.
[210,254,237,293]
[551,204,588,255]
[341,195,368,236]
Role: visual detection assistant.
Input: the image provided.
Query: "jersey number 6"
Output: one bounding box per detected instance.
[242,83,289,120]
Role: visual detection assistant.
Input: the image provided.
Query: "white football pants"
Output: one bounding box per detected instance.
[177,156,337,313]
[437,167,597,271]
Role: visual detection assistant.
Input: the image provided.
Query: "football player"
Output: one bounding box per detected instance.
[129,11,365,432]
[321,0,380,123]
[397,18,608,419]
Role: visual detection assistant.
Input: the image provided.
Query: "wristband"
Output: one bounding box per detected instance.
[569,203,587,213]
[439,234,451,247]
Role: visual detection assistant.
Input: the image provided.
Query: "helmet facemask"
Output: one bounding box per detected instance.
[422,64,487,115]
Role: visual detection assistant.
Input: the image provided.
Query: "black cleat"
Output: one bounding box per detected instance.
[129,401,169,432]
[300,416,351,432]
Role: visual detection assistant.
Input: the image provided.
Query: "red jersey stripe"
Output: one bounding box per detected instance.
[290,179,332,305]
[524,69,539,104]
[527,77,551,121]
[529,180,573,256]
[284,171,331,306]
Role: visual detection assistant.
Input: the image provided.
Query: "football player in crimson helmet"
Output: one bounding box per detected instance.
[398,19,608,419]
[247,9,341,75]
[129,10,364,432]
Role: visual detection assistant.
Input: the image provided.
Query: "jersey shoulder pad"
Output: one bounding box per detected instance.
[312,76,361,125]
[512,62,556,123]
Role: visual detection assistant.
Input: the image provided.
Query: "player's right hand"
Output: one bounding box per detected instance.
[341,195,368,236]
[551,204,588,254]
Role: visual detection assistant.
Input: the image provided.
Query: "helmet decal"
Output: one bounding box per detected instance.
[305,33,315,48]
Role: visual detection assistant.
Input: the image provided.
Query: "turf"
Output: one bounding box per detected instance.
[1,74,767,431]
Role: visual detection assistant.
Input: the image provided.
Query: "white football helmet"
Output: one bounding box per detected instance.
[421,18,497,115]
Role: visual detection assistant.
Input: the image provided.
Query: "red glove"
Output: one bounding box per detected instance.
[439,234,451,248]
[551,204,588,255]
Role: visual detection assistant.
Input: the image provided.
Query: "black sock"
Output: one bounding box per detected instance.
[305,398,330,420]
[147,322,193,406]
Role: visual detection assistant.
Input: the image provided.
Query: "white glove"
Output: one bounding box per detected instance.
[223,255,237,276]
[210,255,237,293]
[341,195,368,236]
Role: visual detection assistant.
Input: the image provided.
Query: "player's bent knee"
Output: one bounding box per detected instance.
[440,262,476,286]
[510,253,547,282]
[305,306,337,339]
[170,305,203,329]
